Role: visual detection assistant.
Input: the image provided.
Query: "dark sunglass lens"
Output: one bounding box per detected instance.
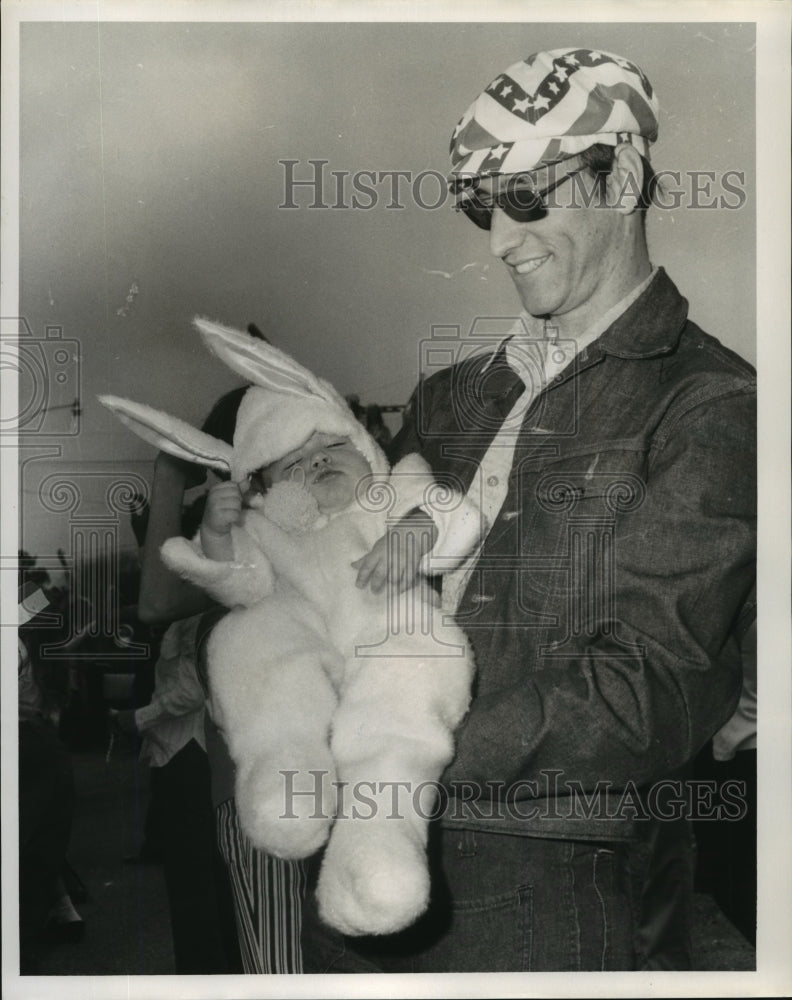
[506,186,542,210]
[500,183,544,222]
[456,197,492,230]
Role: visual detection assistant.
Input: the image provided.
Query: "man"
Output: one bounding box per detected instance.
[301,47,756,972]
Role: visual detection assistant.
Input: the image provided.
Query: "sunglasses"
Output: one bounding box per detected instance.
[453,163,585,230]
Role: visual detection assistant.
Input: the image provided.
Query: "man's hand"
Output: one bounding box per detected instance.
[353,509,438,594]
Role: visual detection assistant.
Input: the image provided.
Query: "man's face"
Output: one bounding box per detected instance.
[478,165,635,334]
[263,431,371,514]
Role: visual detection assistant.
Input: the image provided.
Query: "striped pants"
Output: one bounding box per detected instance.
[216,798,307,973]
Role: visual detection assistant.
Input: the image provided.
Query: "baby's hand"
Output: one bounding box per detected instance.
[352,509,438,595]
[202,481,244,535]
[200,482,244,559]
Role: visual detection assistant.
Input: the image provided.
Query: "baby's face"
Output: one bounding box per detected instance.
[264,431,372,513]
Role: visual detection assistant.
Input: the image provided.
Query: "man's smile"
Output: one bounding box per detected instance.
[513,254,551,275]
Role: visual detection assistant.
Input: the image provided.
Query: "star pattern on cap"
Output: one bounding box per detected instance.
[483,49,653,126]
[450,47,658,174]
[478,140,513,173]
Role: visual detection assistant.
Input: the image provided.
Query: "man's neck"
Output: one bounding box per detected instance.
[505,265,658,381]
[524,260,655,345]
[532,224,653,340]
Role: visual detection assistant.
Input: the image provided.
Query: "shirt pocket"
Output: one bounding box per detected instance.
[514,439,650,603]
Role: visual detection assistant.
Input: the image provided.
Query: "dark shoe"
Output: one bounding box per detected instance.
[43,893,86,945]
[43,917,86,944]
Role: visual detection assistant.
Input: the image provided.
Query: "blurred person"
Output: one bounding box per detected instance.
[18,583,84,972]
[365,403,392,450]
[110,609,242,974]
[136,383,307,973]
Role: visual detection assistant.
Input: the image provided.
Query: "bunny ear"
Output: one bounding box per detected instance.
[98,395,233,474]
[194,316,342,405]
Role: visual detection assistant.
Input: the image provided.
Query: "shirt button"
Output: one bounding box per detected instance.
[487,475,499,487]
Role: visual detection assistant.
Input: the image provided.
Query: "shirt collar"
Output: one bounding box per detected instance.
[595,266,689,358]
[504,266,660,378]
[472,266,688,402]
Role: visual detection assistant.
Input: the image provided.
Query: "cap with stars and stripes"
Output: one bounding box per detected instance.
[449,47,659,180]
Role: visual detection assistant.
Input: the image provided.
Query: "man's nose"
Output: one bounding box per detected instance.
[489,207,527,259]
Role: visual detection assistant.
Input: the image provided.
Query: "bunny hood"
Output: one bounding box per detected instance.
[99,317,390,485]
[231,383,388,484]
[189,318,390,483]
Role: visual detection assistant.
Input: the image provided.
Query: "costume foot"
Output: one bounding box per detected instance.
[316,822,429,936]
[235,753,336,859]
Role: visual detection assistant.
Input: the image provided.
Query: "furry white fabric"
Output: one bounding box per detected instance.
[100,316,390,485]
[194,317,390,482]
[231,384,389,484]
[161,453,482,936]
[99,319,483,936]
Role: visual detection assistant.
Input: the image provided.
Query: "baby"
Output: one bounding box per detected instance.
[180,427,479,937]
[201,429,426,568]
[202,428,441,594]
[102,317,482,936]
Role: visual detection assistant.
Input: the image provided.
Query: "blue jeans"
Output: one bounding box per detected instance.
[301,825,635,972]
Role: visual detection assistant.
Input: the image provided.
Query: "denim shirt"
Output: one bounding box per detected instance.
[390,268,756,840]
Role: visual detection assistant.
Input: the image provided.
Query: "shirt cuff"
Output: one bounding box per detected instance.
[135,703,163,731]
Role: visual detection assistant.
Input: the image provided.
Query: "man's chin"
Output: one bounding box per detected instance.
[513,284,558,321]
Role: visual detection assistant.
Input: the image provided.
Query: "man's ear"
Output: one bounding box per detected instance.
[606,143,645,215]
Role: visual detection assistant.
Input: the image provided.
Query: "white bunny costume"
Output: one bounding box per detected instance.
[101,319,482,937]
